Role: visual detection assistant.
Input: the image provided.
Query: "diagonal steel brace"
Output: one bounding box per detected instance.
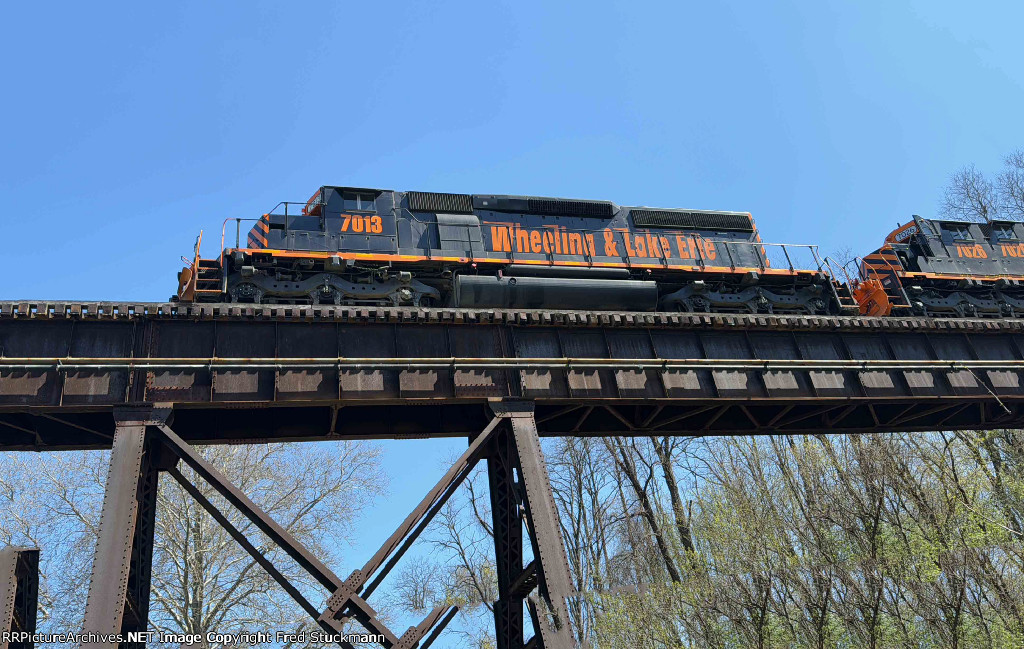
[320,415,504,647]
[157,418,474,648]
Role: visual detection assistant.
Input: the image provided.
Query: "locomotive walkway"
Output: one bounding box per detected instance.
[3,300,1024,647]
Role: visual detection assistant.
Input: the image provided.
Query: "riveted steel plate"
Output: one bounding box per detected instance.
[450,327,506,397]
[5,303,1024,444]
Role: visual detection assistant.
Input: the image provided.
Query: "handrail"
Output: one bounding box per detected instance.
[843,257,863,283]
[849,254,913,308]
[220,217,261,271]
[219,218,231,274]
[819,256,859,309]
[216,214,829,276]
[184,230,203,298]
[822,256,855,287]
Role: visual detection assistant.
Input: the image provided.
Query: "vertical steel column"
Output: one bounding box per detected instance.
[0,546,38,649]
[509,408,575,649]
[82,408,167,649]
[123,433,160,638]
[489,402,576,649]
[488,425,524,649]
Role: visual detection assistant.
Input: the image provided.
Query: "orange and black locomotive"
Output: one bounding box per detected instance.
[176,185,854,314]
[175,185,1024,318]
[854,216,1024,318]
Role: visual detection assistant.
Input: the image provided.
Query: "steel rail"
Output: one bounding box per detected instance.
[2,356,1024,371]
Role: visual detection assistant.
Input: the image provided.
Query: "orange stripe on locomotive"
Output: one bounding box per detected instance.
[246,215,270,249]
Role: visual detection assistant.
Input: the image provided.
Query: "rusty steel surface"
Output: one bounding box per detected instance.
[81,418,151,648]
[508,407,575,648]
[357,416,502,601]
[0,546,38,647]
[3,302,1024,449]
[490,429,526,649]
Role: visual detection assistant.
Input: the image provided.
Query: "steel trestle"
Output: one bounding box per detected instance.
[77,404,573,648]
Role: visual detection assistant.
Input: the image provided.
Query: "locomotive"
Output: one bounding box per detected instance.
[175,185,857,315]
[854,215,1024,317]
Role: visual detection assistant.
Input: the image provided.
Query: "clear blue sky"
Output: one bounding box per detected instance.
[3,0,1024,642]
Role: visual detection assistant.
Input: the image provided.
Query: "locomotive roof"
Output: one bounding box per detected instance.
[317,184,752,218]
[885,215,1024,244]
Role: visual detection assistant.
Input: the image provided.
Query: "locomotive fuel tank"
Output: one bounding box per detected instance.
[454,275,658,310]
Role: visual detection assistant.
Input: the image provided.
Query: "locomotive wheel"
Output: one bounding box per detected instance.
[230,282,263,304]
[687,296,710,312]
[309,288,342,305]
[958,302,978,318]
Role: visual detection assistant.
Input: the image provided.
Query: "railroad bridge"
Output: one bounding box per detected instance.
[3,301,1024,648]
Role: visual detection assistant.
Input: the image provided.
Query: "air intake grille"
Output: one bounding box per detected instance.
[408,191,474,214]
[631,209,753,231]
[527,199,615,218]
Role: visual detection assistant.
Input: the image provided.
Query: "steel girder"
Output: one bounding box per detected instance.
[81,408,169,649]
[7,310,1024,449]
[0,546,38,649]
[489,402,575,649]
[490,426,525,649]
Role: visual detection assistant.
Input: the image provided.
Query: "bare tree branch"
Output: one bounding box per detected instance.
[999,149,1024,219]
[941,164,997,222]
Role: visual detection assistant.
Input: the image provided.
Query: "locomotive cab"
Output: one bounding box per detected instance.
[253,187,398,255]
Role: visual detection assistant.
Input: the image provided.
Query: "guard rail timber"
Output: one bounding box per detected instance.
[3,301,1024,332]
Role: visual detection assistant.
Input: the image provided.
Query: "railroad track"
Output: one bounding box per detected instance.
[3,301,1024,332]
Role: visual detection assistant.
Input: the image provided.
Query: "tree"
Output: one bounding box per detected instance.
[0,440,385,640]
[941,164,997,222]
[407,429,1024,648]
[940,149,1024,222]
[998,150,1024,219]
[0,451,106,630]
[386,459,499,649]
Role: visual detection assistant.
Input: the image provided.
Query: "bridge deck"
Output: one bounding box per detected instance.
[2,302,1024,449]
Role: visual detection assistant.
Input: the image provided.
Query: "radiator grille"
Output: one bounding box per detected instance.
[631,209,753,231]
[527,199,615,218]
[408,191,475,214]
